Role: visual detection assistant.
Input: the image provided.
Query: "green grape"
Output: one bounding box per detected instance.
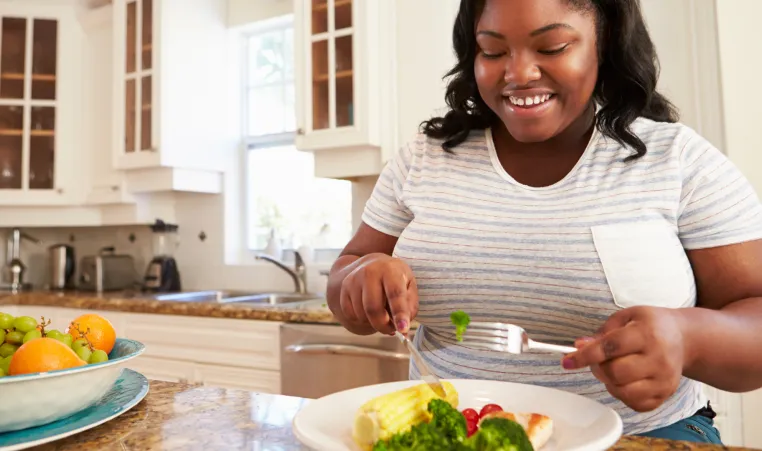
[59,333,73,348]
[5,330,23,345]
[12,316,37,334]
[0,368,6,378]
[0,313,13,330]
[72,338,89,350]
[45,329,62,339]
[0,329,5,344]
[0,343,18,358]
[0,355,11,373]
[22,329,42,344]
[74,346,91,362]
[88,349,108,364]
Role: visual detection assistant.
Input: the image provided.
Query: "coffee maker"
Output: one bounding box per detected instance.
[142,219,181,292]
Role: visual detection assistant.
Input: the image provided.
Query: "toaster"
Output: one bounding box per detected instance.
[79,247,137,292]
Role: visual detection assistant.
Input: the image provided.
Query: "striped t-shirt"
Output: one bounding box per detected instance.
[361,117,762,434]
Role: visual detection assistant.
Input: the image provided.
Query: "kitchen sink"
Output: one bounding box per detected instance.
[221,293,320,305]
[147,290,322,305]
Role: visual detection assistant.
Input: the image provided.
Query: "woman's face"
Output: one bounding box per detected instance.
[474,0,599,142]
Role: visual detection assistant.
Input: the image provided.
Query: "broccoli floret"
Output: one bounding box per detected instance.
[428,398,467,442]
[372,399,467,451]
[465,417,534,451]
[373,422,453,451]
[450,310,471,342]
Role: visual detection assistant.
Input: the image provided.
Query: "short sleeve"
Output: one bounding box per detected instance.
[677,132,762,250]
[361,137,419,237]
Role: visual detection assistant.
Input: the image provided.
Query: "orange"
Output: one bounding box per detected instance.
[9,338,87,375]
[68,314,117,354]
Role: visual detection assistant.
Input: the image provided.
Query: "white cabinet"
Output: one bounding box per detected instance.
[4,305,283,393]
[0,1,88,206]
[294,0,396,179]
[109,0,226,193]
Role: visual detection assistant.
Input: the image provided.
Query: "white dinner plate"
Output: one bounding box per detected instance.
[293,379,623,451]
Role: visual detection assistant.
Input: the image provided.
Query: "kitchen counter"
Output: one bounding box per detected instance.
[0,290,337,324]
[25,380,754,451]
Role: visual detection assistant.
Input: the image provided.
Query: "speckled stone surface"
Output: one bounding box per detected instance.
[0,290,338,324]
[21,381,755,451]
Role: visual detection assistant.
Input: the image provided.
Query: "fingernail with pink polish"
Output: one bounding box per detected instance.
[562,357,576,370]
[396,319,409,332]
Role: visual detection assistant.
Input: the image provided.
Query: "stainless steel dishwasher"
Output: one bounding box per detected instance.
[279,323,413,399]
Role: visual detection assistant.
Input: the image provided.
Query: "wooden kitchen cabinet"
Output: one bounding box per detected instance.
[293,0,397,179]
[109,0,227,193]
[0,2,88,206]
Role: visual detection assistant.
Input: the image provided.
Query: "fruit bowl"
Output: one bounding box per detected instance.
[0,338,145,434]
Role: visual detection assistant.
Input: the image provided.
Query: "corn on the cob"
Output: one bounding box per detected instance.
[352,381,458,449]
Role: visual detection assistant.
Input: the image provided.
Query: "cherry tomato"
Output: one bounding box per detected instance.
[479,403,503,418]
[461,408,479,423]
[466,419,479,437]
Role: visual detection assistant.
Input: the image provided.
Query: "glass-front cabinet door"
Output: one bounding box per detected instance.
[309,0,354,132]
[0,16,58,191]
[120,0,155,156]
[295,0,391,156]
[296,0,370,151]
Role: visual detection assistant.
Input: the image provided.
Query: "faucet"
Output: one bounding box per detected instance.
[6,228,41,292]
[255,251,307,294]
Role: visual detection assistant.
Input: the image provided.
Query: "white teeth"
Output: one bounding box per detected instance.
[508,94,553,107]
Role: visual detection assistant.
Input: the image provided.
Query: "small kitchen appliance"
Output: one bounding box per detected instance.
[79,247,136,292]
[142,219,181,292]
[47,243,75,289]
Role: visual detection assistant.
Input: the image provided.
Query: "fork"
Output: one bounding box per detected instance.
[433,322,578,355]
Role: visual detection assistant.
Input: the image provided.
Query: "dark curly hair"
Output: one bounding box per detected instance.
[421,0,679,160]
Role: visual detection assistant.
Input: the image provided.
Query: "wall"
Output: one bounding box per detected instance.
[714,1,762,447]
[227,0,290,27]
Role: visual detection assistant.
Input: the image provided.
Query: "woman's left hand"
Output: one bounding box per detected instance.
[561,306,689,412]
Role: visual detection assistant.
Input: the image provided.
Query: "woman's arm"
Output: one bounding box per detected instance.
[327,223,406,335]
[678,240,762,392]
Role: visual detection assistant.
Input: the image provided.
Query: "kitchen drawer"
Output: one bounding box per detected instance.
[193,363,281,394]
[122,313,282,371]
[126,355,195,384]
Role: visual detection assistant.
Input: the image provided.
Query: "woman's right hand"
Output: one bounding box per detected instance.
[339,253,419,335]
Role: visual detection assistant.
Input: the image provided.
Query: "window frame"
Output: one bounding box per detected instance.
[239,15,347,264]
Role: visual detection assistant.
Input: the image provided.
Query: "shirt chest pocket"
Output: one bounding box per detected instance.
[591,221,696,309]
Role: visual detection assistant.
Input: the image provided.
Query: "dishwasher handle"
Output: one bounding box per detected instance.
[285,344,409,361]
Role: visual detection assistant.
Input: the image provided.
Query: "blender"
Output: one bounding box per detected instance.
[142,219,181,292]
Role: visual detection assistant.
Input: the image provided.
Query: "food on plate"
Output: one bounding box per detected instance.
[353,381,459,448]
[450,311,471,342]
[354,382,552,450]
[0,311,114,378]
[8,337,87,376]
[68,313,117,354]
[480,411,553,450]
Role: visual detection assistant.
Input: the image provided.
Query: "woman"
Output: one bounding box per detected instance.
[327,0,762,443]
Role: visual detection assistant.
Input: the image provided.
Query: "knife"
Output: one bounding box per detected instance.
[394,331,447,398]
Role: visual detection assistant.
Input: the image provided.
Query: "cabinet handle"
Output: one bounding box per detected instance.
[285,344,408,361]
[297,128,304,135]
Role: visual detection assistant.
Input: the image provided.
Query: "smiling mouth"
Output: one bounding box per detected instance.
[507,94,556,108]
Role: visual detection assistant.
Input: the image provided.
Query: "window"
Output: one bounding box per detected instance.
[243,16,353,254]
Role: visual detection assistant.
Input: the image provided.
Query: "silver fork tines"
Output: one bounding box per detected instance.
[434,321,577,355]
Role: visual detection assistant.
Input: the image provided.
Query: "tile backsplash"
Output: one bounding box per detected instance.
[0,225,153,289]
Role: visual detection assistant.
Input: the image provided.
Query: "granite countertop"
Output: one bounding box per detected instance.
[0,290,338,324]
[25,380,754,451]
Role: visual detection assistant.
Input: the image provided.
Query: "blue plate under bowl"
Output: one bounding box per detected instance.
[0,368,149,451]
